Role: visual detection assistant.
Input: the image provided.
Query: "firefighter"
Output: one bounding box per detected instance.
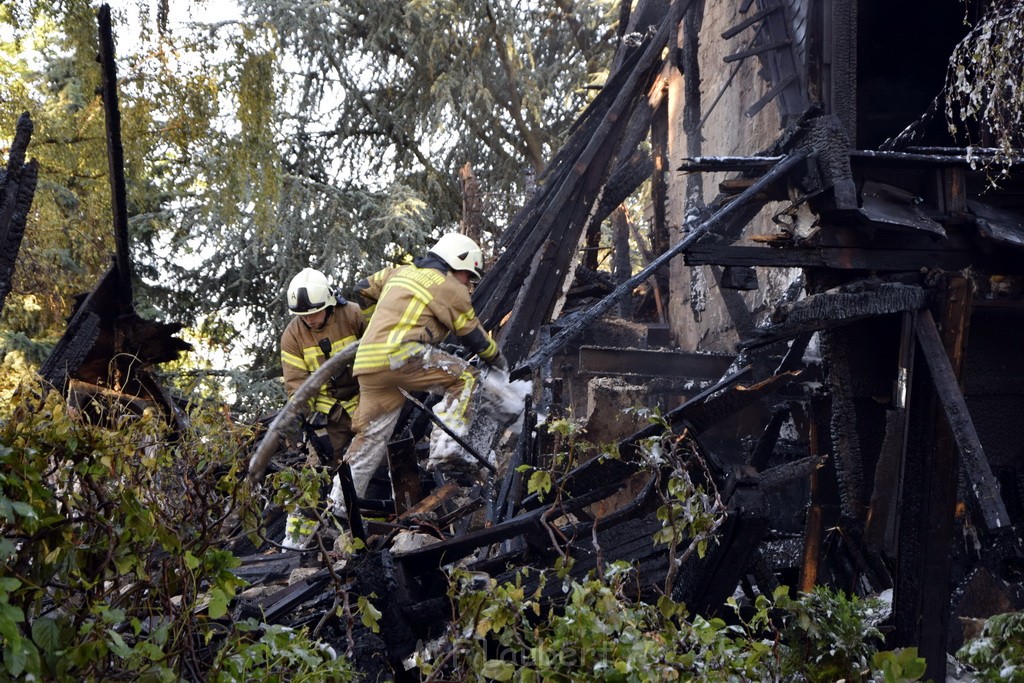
[344,233,507,502]
[280,267,366,462]
[280,268,366,549]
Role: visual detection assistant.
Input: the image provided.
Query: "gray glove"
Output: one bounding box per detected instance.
[490,351,509,372]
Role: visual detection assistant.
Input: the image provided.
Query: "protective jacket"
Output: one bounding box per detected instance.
[280,302,366,416]
[353,257,498,375]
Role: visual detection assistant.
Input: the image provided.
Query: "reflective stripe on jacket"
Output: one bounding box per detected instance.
[280,302,366,416]
[353,264,497,375]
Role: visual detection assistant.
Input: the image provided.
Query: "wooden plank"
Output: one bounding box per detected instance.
[724,39,792,63]
[387,437,422,516]
[894,276,968,683]
[394,483,621,576]
[721,4,782,39]
[578,346,734,380]
[395,481,458,523]
[680,155,785,172]
[799,396,836,592]
[674,486,771,615]
[864,312,914,554]
[915,309,1009,530]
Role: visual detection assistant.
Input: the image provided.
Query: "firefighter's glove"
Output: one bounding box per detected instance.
[489,351,509,372]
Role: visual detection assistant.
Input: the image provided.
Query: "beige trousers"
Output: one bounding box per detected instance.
[345,350,477,498]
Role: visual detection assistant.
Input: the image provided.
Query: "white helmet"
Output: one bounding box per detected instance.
[429,233,484,281]
[287,268,337,315]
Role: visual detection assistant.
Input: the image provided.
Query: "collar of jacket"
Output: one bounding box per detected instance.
[413,253,451,274]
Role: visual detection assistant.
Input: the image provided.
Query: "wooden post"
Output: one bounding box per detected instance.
[894,275,971,682]
[799,393,838,592]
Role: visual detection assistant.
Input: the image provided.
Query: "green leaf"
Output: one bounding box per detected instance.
[358,596,382,633]
[208,588,230,620]
[184,550,201,570]
[480,659,515,681]
[106,629,132,658]
[0,538,14,563]
[31,617,61,653]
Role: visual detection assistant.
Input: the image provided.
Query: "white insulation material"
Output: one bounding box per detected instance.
[427,368,531,472]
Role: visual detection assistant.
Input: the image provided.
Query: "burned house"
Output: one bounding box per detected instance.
[6,1,1024,681]
[438,0,1024,680]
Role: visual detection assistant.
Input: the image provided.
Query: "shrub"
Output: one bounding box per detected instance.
[958,611,1024,682]
[0,379,356,680]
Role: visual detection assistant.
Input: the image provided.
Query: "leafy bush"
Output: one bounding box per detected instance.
[775,585,896,683]
[0,379,356,680]
[420,562,781,682]
[958,611,1024,682]
[423,566,925,683]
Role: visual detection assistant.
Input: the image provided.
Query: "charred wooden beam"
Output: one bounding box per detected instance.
[799,394,840,592]
[678,155,786,172]
[822,328,870,520]
[757,455,825,493]
[915,309,1009,531]
[476,5,683,342]
[394,483,620,578]
[0,113,38,314]
[895,276,970,683]
[851,149,1024,167]
[97,5,133,312]
[864,312,914,554]
[721,4,782,39]
[746,73,797,118]
[491,16,681,362]
[740,282,928,349]
[970,199,1024,250]
[673,484,771,615]
[520,367,805,510]
[684,241,977,271]
[723,39,792,63]
[747,403,791,470]
[39,265,190,401]
[577,345,734,380]
[490,395,532,526]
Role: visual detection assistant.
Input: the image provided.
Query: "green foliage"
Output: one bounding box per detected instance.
[208,619,355,682]
[957,611,1024,682]
[631,407,725,595]
[0,379,355,680]
[518,414,592,505]
[774,585,891,683]
[872,648,927,683]
[423,562,782,682]
[426,568,924,683]
[945,0,1024,177]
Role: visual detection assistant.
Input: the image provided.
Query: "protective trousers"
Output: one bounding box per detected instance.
[346,349,477,498]
[282,409,355,550]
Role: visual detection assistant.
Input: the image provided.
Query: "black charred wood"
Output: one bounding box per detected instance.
[672,485,771,615]
[740,282,928,349]
[916,310,1009,531]
[0,113,38,314]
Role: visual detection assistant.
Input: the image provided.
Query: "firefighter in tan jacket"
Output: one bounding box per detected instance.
[280,267,367,461]
[345,233,507,501]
